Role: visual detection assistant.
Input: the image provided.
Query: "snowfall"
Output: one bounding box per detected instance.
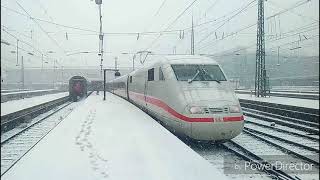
[1,92,230,180]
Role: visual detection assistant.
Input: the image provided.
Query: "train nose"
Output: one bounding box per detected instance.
[185,100,244,141]
[182,88,238,105]
[190,120,244,141]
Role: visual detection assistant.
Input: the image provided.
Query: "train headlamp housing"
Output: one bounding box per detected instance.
[189,106,203,114]
[229,105,241,113]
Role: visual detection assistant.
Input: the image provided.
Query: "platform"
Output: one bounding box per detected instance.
[1,89,62,103]
[236,93,319,109]
[1,89,56,96]
[1,92,69,116]
[1,92,229,180]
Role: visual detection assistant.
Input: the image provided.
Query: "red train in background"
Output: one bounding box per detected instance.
[69,76,87,101]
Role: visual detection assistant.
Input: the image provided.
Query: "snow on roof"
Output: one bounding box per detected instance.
[2,93,230,180]
[132,55,220,72]
[163,55,219,65]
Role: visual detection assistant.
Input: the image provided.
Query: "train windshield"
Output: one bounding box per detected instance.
[171,64,227,82]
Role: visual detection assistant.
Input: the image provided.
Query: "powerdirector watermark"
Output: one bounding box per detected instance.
[223,155,318,175]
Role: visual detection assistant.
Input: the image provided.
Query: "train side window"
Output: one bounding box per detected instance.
[148,68,154,81]
[159,67,165,81]
[129,76,132,83]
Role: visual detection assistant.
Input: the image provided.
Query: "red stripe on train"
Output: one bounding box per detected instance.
[128,91,243,123]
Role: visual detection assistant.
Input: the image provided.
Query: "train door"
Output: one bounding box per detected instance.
[144,79,148,109]
[126,76,130,99]
[145,68,155,110]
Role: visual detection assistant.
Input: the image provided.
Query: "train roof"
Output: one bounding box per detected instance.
[69,76,87,81]
[163,55,219,65]
[137,55,219,70]
[112,55,221,80]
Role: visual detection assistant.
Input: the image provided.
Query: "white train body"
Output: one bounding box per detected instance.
[107,55,244,141]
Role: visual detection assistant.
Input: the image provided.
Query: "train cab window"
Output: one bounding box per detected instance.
[148,68,154,81]
[129,76,132,83]
[159,67,165,81]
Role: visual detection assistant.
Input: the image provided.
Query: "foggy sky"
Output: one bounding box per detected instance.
[1,0,319,70]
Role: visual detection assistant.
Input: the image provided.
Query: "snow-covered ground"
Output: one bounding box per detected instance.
[1,92,69,116]
[271,86,319,92]
[1,89,30,93]
[236,93,319,109]
[1,89,56,96]
[1,92,229,180]
[236,89,319,96]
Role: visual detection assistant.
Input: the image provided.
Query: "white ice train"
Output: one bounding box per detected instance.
[107,55,244,141]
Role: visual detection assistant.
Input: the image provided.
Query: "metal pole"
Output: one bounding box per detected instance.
[21,56,24,90]
[98,3,104,77]
[16,40,19,66]
[277,46,280,65]
[53,59,56,88]
[132,56,135,71]
[41,54,44,70]
[103,69,106,100]
[114,57,118,70]
[191,15,195,55]
[255,0,266,97]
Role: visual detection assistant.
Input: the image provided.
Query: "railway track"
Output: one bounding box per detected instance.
[226,131,318,179]
[1,96,70,133]
[244,120,319,153]
[245,118,319,142]
[222,138,299,180]
[239,99,319,123]
[235,90,319,100]
[187,132,318,180]
[243,108,319,135]
[1,89,62,103]
[1,91,93,176]
[1,101,74,176]
[240,99,319,135]
[225,99,320,179]
[187,99,319,179]
[182,139,273,179]
[241,99,319,160]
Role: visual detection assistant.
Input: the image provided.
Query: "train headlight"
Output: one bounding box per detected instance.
[189,106,203,114]
[229,105,241,113]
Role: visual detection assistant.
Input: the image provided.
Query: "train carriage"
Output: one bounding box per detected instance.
[69,76,87,102]
[107,55,244,141]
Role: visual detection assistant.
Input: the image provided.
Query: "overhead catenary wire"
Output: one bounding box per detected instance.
[1,26,47,57]
[143,0,199,51]
[15,1,67,54]
[198,22,318,51]
[2,0,317,63]
[202,26,319,57]
[268,0,318,23]
[266,0,313,20]
[1,25,31,39]
[201,25,318,55]
[197,1,318,52]
[172,0,253,53]
[153,0,168,18]
[1,3,277,39]
[1,5,189,36]
[195,0,257,46]
[208,33,319,58]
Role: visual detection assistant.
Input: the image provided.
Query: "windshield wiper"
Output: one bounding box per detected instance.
[200,67,213,80]
[188,70,200,83]
[200,67,220,83]
[212,79,221,83]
